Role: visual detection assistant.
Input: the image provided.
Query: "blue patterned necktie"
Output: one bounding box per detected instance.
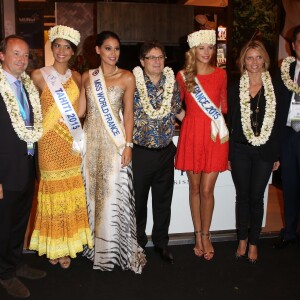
[14,80,30,125]
[14,80,34,156]
[291,71,300,132]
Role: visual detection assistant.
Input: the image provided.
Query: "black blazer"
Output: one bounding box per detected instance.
[273,61,296,129]
[227,76,282,163]
[0,90,36,191]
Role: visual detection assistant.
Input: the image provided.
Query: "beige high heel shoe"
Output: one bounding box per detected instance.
[247,244,258,264]
[49,259,58,265]
[58,256,71,269]
[235,239,248,260]
[201,232,214,261]
[193,231,204,257]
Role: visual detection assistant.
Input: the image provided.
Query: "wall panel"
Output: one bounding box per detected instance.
[97,2,194,44]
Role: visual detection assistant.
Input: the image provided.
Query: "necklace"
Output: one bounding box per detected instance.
[54,68,72,84]
[251,88,262,136]
[103,66,118,77]
[239,70,276,146]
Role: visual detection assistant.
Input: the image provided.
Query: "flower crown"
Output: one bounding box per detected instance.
[48,25,80,46]
[187,30,216,48]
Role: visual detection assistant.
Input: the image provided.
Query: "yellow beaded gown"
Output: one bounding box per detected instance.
[29,77,93,259]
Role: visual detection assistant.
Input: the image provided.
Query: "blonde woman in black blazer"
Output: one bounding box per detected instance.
[228,40,280,264]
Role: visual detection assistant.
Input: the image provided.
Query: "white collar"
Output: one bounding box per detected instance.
[3,69,21,85]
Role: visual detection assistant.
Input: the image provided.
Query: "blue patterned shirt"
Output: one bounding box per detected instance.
[133,72,182,148]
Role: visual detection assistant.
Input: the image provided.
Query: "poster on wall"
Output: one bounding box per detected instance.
[217,26,226,41]
[17,8,44,71]
[217,43,226,69]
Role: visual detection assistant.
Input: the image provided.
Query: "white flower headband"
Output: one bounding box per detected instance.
[49,25,80,46]
[187,30,216,48]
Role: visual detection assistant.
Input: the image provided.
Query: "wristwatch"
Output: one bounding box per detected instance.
[125,142,133,148]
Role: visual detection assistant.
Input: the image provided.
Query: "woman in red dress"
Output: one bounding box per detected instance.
[175,30,229,260]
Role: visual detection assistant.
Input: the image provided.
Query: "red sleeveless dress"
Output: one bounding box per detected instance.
[175,68,228,173]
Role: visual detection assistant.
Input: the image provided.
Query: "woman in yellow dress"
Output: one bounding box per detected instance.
[29,25,92,268]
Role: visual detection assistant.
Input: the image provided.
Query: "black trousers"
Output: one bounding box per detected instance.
[231,143,273,245]
[132,142,176,248]
[0,180,35,280]
[281,127,300,241]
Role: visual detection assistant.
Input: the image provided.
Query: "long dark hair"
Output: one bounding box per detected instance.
[96,31,120,47]
[51,38,77,53]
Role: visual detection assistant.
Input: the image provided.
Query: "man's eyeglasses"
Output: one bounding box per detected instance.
[144,55,166,61]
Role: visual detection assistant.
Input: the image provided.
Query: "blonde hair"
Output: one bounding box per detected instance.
[239,40,270,74]
[183,47,216,93]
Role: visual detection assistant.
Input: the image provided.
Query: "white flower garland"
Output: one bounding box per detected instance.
[281,56,300,95]
[0,64,43,143]
[187,30,216,48]
[133,66,175,119]
[239,71,276,146]
[49,25,80,46]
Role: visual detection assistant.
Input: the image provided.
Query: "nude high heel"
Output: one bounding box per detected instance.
[193,231,204,257]
[201,232,214,261]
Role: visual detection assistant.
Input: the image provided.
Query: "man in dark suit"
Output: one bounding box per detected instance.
[274,25,300,249]
[0,35,45,298]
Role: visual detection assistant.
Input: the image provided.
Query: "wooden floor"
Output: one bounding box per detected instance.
[262,184,284,233]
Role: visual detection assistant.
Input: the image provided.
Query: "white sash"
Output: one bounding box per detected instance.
[41,66,84,154]
[89,68,125,150]
[181,71,228,143]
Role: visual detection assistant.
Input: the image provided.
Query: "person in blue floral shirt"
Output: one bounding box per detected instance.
[132,40,184,264]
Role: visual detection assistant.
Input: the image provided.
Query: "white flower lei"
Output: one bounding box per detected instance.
[239,71,276,146]
[133,66,175,119]
[281,56,300,95]
[0,64,43,143]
